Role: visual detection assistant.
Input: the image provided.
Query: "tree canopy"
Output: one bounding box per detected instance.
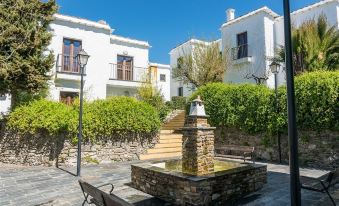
[172,42,229,88]
[273,15,339,73]
[0,0,57,107]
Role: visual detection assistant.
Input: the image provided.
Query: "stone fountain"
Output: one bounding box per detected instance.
[131,96,267,205]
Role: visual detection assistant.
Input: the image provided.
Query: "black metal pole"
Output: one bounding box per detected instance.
[77,66,84,177]
[274,73,282,164]
[283,0,301,205]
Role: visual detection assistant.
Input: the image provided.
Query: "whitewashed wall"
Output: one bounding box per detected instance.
[152,63,171,101]
[169,41,196,98]
[0,95,11,115]
[48,19,111,101]
[221,12,275,87]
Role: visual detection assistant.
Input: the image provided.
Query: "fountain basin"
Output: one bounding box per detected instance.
[131,159,267,205]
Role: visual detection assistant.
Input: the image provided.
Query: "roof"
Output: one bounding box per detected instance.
[149,62,170,69]
[53,14,112,31]
[276,0,339,19]
[169,38,217,54]
[110,35,150,48]
[221,7,279,28]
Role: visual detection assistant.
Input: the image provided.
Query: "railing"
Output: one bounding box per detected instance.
[109,63,148,82]
[231,44,250,60]
[56,54,81,74]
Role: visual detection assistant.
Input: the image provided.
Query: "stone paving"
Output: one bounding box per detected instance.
[0,160,338,206]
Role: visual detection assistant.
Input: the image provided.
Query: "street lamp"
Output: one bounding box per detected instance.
[270,61,282,164]
[283,0,301,205]
[76,49,90,177]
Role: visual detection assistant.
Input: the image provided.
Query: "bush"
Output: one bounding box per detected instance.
[137,82,169,121]
[7,99,75,136]
[170,96,187,110]
[190,71,339,133]
[190,83,275,134]
[7,97,161,141]
[279,71,339,131]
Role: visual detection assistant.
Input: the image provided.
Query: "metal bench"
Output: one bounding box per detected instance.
[301,168,339,206]
[215,145,255,163]
[78,180,132,206]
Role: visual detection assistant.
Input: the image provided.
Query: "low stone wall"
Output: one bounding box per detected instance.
[131,161,267,205]
[216,128,338,169]
[0,129,158,166]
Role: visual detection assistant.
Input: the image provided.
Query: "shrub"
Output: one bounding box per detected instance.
[190,83,275,134]
[170,96,187,110]
[190,71,339,133]
[279,71,339,131]
[137,81,169,121]
[7,99,75,136]
[7,97,161,141]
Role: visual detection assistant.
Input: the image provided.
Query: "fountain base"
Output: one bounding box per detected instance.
[131,159,267,205]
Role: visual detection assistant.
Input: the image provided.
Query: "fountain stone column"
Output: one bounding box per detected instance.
[182,96,216,176]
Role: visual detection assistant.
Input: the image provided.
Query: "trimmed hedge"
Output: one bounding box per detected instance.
[190,71,339,134]
[7,96,161,141]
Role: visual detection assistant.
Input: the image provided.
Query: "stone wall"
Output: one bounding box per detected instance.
[131,162,267,205]
[215,127,338,169]
[0,126,158,166]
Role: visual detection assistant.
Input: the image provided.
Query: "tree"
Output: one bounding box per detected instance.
[0,0,58,108]
[172,42,230,88]
[273,15,339,73]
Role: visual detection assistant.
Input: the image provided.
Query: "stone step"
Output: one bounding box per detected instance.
[159,138,182,144]
[154,142,182,148]
[139,152,182,160]
[147,147,182,154]
[160,130,176,134]
[159,134,182,140]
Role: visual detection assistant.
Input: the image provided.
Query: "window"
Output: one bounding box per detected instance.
[117,55,133,81]
[236,32,248,59]
[62,38,82,73]
[60,91,78,105]
[160,74,166,82]
[178,87,183,96]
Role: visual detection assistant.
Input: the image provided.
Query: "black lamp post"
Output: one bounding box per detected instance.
[76,49,90,177]
[283,0,301,205]
[270,61,282,164]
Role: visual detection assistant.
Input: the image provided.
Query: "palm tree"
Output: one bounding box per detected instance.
[273,15,339,74]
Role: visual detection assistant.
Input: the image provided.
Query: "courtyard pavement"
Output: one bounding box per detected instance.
[0,160,338,206]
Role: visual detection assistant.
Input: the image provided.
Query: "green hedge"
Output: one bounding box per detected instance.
[7,96,161,141]
[190,71,339,134]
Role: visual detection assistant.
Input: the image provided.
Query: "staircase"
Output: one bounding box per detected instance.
[140,111,185,160]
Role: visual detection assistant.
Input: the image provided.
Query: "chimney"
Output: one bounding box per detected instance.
[226,8,235,22]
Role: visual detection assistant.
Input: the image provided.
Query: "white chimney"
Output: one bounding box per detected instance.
[226,8,235,22]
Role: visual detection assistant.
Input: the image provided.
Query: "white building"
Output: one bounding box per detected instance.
[170,0,339,97]
[169,39,222,98]
[1,14,170,114]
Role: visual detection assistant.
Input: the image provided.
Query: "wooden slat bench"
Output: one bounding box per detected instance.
[215,145,255,163]
[79,180,132,206]
[301,168,339,206]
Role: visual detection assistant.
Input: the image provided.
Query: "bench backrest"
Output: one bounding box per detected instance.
[102,192,132,206]
[79,180,104,205]
[216,145,254,153]
[327,168,339,186]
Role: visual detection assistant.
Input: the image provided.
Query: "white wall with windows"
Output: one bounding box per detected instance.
[47,14,169,104]
[221,8,277,87]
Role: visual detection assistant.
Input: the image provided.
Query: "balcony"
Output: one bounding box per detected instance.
[55,54,84,81]
[109,63,149,82]
[231,44,252,64]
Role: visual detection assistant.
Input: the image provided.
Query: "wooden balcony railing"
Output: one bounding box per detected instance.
[56,54,81,74]
[109,63,148,82]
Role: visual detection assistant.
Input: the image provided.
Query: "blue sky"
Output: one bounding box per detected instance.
[56,0,320,64]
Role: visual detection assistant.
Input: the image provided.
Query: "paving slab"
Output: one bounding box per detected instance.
[0,161,337,206]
